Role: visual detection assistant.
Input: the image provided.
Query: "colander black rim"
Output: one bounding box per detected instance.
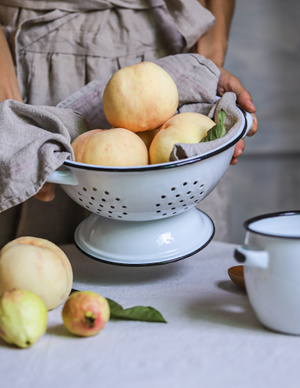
[63,107,248,172]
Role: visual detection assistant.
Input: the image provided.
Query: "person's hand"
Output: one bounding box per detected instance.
[217,67,258,165]
[34,183,56,202]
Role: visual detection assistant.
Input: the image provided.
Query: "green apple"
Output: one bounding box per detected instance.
[0,289,47,348]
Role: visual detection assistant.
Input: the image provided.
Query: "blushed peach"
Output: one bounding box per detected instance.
[102,62,178,133]
[72,128,149,166]
[0,237,73,310]
[149,112,216,164]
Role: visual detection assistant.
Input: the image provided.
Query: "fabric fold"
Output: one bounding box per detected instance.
[0,101,89,211]
[170,92,243,160]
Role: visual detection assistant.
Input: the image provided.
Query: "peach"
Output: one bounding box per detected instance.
[0,237,73,310]
[149,112,216,164]
[102,61,178,133]
[71,128,149,166]
[62,291,110,337]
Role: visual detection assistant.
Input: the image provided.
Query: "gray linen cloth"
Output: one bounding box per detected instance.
[0,104,90,211]
[0,53,242,213]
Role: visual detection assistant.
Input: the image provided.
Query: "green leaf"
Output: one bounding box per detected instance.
[201,109,227,142]
[106,298,167,323]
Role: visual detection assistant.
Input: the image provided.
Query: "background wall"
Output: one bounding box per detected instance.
[224,0,300,243]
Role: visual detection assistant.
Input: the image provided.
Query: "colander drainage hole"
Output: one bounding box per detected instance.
[161,195,166,199]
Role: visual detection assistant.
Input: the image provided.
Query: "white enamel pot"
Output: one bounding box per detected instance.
[234,211,300,335]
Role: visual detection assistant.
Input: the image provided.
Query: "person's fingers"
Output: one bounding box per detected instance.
[230,139,245,165]
[34,183,55,202]
[218,68,258,137]
[234,86,256,113]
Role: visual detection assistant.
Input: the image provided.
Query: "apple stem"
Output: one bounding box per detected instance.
[84,311,96,328]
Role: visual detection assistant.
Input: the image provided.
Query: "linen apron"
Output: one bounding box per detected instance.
[0,0,232,245]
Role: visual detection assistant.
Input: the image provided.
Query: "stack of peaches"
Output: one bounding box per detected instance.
[72,62,216,167]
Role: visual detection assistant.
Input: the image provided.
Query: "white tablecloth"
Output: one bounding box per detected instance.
[1,241,300,388]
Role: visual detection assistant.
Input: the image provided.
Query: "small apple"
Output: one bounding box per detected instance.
[0,289,47,348]
[71,128,149,166]
[149,112,216,164]
[102,61,178,133]
[0,236,73,310]
[62,291,110,337]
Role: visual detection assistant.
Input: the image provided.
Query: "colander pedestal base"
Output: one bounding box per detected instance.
[74,208,215,266]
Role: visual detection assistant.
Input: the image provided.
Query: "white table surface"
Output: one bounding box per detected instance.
[1,241,300,388]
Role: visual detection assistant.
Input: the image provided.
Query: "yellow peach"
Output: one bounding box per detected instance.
[102,62,178,133]
[72,128,149,167]
[0,237,73,310]
[149,112,216,164]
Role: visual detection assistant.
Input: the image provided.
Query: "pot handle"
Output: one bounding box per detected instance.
[46,169,78,185]
[234,245,269,269]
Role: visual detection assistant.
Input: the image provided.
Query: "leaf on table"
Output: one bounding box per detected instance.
[201,109,227,142]
[106,298,167,323]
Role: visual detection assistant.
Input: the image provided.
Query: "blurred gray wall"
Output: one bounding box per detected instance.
[225,0,300,243]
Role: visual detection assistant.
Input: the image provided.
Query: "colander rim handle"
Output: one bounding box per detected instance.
[46,169,78,185]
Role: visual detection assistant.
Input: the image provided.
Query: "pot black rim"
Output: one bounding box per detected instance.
[244,210,300,239]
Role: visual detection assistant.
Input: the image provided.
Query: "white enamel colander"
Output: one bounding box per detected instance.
[48,108,252,266]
